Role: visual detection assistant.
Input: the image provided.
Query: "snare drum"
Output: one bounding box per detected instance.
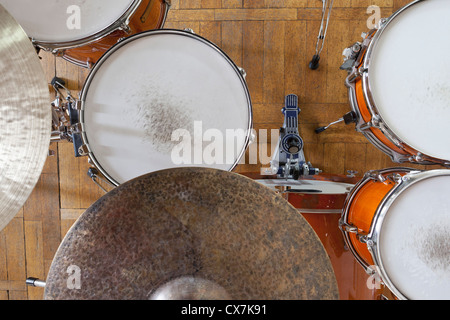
[0,0,170,67]
[76,29,252,186]
[341,168,450,300]
[342,0,450,166]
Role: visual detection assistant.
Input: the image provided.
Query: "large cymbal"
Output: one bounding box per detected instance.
[0,5,51,231]
[45,168,339,300]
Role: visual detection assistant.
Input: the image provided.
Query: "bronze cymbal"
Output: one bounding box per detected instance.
[0,5,51,231]
[44,167,339,300]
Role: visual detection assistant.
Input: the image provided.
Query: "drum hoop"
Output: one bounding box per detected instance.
[79,29,253,186]
[367,169,450,300]
[358,0,450,165]
[31,0,142,51]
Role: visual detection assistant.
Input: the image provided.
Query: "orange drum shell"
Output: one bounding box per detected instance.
[343,169,410,269]
[62,0,168,67]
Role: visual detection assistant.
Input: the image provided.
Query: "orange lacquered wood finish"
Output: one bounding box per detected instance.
[62,0,168,67]
[345,177,398,266]
[302,213,382,300]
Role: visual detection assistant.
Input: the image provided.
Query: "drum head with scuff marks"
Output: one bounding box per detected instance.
[81,30,251,185]
[378,172,450,300]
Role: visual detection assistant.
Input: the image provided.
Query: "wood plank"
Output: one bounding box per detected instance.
[8,290,28,300]
[3,218,26,281]
[199,21,222,46]
[344,143,368,177]
[265,0,307,7]
[0,291,8,300]
[23,173,61,263]
[215,8,297,20]
[222,0,242,8]
[0,280,27,291]
[243,0,264,9]
[24,221,45,300]
[166,9,215,21]
[58,142,82,209]
[323,143,346,175]
[243,20,264,104]
[221,21,243,67]
[0,229,7,281]
[325,19,356,104]
[263,21,285,104]
[297,7,394,20]
[60,209,85,238]
[202,0,222,8]
[284,20,307,99]
[179,0,201,8]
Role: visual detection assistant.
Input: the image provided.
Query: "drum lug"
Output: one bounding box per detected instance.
[359,235,371,245]
[359,121,372,131]
[51,48,65,57]
[340,42,362,71]
[70,122,83,134]
[386,173,403,184]
[358,114,380,131]
[119,22,132,35]
[376,18,388,30]
[365,170,386,183]
[87,168,113,193]
[345,68,360,83]
[409,152,423,163]
[339,220,359,234]
[238,67,247,79]
[184,28,195,34]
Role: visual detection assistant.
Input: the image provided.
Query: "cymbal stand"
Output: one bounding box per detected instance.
[309,0,334,70]
[49,77,114,193]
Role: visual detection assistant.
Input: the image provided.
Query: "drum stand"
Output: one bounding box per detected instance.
[268,94,321,180]
[309,0,334,70]
[50,77,115,193]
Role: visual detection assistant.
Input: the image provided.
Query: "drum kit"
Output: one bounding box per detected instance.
[0,0,449,300]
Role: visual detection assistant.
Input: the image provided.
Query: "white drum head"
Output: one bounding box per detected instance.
[82,30,251,185]
[0,0,135,43]
[368,0,450,161]
[377,172,450,299]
